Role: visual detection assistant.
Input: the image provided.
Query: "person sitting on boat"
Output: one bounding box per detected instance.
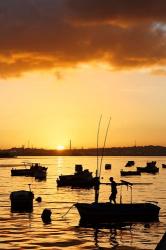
[109,177,117,204]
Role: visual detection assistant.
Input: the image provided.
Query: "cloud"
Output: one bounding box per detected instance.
[0,0,166,78]
[67,0,166,26]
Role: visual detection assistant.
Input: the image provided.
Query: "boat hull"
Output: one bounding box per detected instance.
[75,202,160,223]
[137,166,159,174]
[57,176,95,188]
[120,170,141,176]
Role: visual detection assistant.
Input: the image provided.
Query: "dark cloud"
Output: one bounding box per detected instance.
[0,0,166,78]
[67,0,166,25]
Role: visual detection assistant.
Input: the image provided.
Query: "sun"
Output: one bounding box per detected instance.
[56,145,65,150]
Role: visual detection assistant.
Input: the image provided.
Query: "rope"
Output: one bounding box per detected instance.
[61,204,75,218]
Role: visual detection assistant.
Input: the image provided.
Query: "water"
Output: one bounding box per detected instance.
[0,155,166,249]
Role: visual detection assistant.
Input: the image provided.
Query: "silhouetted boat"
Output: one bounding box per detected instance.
[75,118,160,225]
[120,170,141,176]
[137,161,159,174]
[125,161,135,167]
[75,201,160,224]
[57,164,95,188]
[105,164,111,170]
[11,162,47,179]
[162,164,166,168]
[10,189,34,212]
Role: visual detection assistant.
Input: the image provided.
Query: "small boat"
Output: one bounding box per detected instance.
[105,164,111,170]
[10,189,34,212]
[125,161,135,167]
[75,118,160,225]
[120,170,141,176]
[11,162,47,179]
[137,161,159,174]
[162,164,166,168]
[75,201,160,224]
[75,180,160,224]
[57,164,95,188]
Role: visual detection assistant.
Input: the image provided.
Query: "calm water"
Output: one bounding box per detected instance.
[0,156,166,250]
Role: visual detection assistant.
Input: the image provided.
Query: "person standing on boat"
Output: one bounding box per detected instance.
[109,177,117,204]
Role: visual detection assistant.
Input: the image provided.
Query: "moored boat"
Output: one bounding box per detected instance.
[75,202,160,224]
[137,161,159,174]
[11,162,47,179]
[75,180,160,224]
[162,164,166,168]
[57,164,95,188]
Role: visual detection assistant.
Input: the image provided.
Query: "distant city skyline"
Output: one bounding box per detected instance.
[0,1,166,149]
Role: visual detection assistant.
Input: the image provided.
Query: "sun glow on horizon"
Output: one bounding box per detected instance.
[56,145,65,151]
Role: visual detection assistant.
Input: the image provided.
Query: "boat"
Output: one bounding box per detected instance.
[75,117,160,225]
[75,180,160,224]
[125,161,135,167]
[137,161,159,174]
[10,189,34,212]
[120,170,141,176]
[162,164,166,168]
[57,164,95,188]
[75,201,160,224]
[11,162,47,179]
[105,164,111,170]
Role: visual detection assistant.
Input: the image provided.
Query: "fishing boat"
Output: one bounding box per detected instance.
[75,201,160,224]
[11,162,47,179]
[137,161,159,174]
[75,180,160,224]
[74,117,160,225]
[57,164,95,188]
[125,161,135,167]
[10,188,34,212]
[120,170,141,176]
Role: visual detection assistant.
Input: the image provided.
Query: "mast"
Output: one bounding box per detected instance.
[99,116,111,178]
[94,116,111,203]
[94,115,102,203]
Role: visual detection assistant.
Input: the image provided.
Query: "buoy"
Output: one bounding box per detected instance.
[41,208,52,223]
[36,197,42,202]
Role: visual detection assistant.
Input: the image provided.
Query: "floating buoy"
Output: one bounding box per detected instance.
[36,196,42,202]
[41,208,52,223]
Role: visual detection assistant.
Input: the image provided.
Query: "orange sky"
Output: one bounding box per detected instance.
[0,0,166,149]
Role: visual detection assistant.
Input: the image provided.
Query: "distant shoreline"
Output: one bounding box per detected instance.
[1,145,166,157]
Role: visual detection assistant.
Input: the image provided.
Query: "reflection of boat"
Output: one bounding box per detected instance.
[10,190,34,212]
[11,162,47,179]
[137,161,159,174]
[75,202,160,224]
[105,164,111,170]
[57,164,95,188]
[120,170,141,176]
[125,161,135,167]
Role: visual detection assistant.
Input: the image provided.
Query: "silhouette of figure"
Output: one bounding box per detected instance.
[109,177,117,204]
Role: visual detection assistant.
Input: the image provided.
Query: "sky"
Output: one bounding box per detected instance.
[1,0,166,149]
